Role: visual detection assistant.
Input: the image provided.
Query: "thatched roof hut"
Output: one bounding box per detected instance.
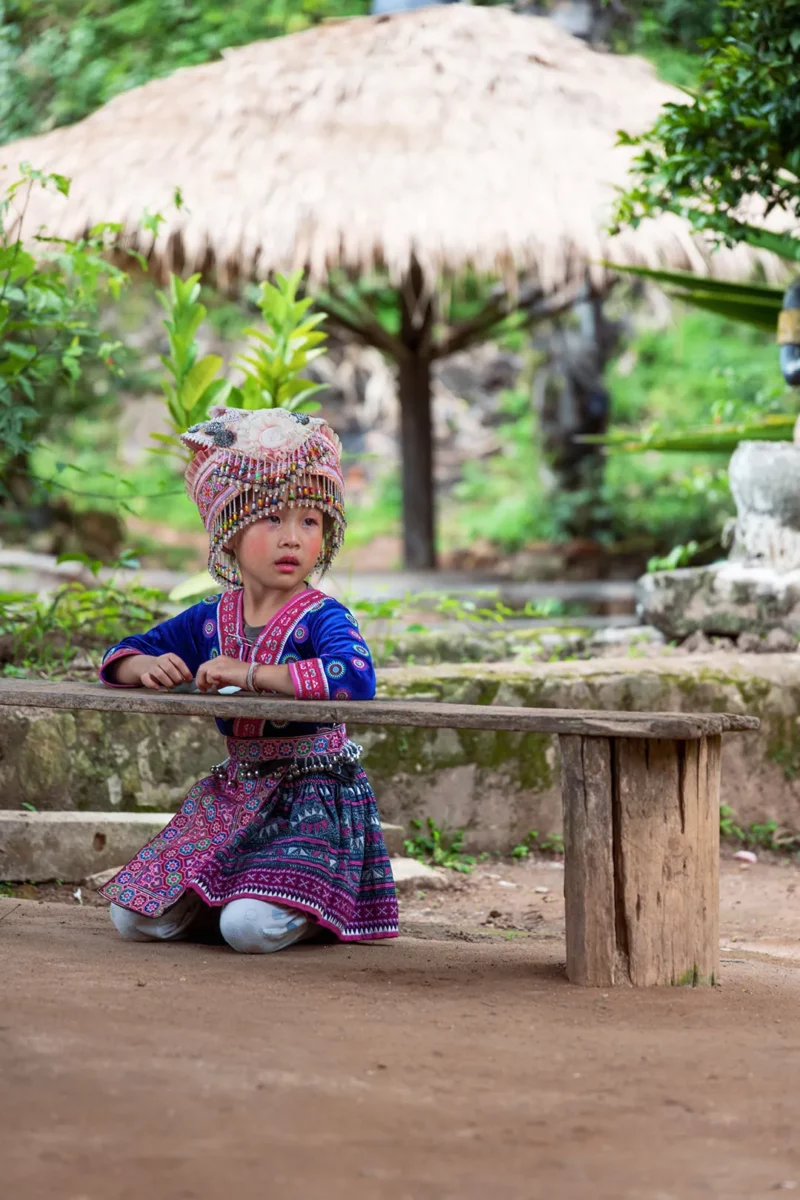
[0,6,774,288]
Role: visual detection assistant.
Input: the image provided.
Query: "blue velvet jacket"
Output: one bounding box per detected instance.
[101,587,375,738]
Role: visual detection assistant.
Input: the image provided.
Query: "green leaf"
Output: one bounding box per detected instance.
[602,261,784,331]
[667,290,782,331]
[601,261,785,302]
[727,225,800,265]
[585,414,796,455]
[3,342,37,363]
[277,381,327,408]
[168,571,218,604]
[179,355,223,416]
[0,246,35,278]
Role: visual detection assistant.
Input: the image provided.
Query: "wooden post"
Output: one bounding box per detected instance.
[559,736,617,987]
[398,262,436,570]
[559,734,721,987]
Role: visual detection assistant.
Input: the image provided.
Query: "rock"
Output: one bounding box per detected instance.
[638,562,800,640]
[681,631,715,654]
[536,632,584,656]
[85,865,125,888]
[390,857,453,895]
[0,707,220,814]
[764,628,798,653]
[736,629,797,654]
[733,850,758,864]
[729,442,800,569]
[380,824,406,857]
[365,655,800,849]
[386,628,510,666]
[588,625,665,650]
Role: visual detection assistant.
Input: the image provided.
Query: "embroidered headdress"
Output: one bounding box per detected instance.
[181,406,346,588]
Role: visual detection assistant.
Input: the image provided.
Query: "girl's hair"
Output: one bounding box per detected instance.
[319,511,337,577]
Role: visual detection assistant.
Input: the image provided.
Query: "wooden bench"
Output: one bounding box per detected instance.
[0,678,759,988]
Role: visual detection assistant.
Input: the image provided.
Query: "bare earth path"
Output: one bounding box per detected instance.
[2,859,800,1200]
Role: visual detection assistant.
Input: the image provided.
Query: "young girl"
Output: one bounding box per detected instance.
[98,406,399,953]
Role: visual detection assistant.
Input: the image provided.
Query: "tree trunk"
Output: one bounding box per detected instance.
[533,282,620,540]
[398,265,436,570]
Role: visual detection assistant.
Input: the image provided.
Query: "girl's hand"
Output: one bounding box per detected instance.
[139,654,193,690]
[196,655,250,693]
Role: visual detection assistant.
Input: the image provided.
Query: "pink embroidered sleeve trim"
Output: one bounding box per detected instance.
[99,647,143,688]
[288,658,330,700]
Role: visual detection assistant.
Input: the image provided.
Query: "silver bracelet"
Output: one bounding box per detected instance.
[246,661,260,693]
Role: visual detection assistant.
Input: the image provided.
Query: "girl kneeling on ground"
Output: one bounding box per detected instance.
[98,407,399,953]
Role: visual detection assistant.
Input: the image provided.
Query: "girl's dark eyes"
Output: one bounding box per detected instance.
[265,515,319,527]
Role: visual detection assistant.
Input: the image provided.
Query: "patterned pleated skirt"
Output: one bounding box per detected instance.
[99,726,399,941]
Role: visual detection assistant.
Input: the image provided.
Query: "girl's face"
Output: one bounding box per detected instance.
[232,506,324,591]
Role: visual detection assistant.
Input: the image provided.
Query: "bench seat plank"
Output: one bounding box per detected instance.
[0,679,759,740]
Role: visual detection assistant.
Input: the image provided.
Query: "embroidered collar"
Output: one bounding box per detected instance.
[218,587,328,665]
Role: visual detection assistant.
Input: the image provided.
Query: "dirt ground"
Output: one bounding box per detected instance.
[2,857,800,1200]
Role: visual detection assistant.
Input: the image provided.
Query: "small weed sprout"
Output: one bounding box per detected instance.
[510,830,565,859]
[403,818,476,874]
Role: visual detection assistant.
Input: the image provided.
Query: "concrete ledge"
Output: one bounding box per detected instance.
[0,811,406,883]
[0,811,171,883]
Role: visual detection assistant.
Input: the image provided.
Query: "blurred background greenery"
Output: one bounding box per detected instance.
[0,0,797,674]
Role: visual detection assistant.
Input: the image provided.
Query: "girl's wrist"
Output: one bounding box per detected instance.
[246,661,261,692]
[250,663,273,693]
[250,663,293,697]
[111,654,152,685]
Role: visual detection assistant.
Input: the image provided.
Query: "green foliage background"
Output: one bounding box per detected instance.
[0,0,793,577]
[616,0,800,251]
[343,305,785,558]
[0,0,369,144]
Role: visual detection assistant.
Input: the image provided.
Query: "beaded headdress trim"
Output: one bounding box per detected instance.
[181,406,346,588]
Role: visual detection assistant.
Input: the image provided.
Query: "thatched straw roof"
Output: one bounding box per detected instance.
[0,6,780,288]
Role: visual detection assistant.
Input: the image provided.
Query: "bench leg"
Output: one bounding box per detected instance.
[559,734,721,987]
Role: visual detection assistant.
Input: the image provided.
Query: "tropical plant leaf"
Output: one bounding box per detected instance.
[180,355,223,414]
[724,224,800,265]
[602,261,785,332]
[669,290,784,331]
[583,414,796,454]
[602,261,785,302]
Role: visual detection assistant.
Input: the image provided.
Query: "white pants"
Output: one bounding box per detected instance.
[110,892,315,954]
